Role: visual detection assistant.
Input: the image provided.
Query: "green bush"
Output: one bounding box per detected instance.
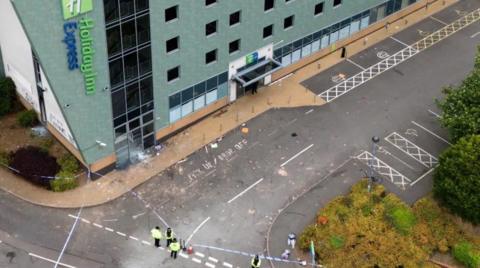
[329,235,345,249]
[0,150,11,166]
[39,138,54,153]
[452,242,480,268]
[57,154,79,173]
[50,171,78,192]
[17,110,38,127]
[386,205,416,235]
[0,77,16,116]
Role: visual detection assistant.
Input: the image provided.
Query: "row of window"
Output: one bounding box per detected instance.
[104,0,149,25]
[265,0,341,12]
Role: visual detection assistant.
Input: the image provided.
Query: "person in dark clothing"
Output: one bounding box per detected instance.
[165,227,173,247]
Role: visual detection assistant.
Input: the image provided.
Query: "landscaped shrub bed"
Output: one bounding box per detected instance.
[299,180,479,267]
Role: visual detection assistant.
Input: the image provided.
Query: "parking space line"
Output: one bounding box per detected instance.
[185,217,211,245]
[305,109,314,115]
[356,151,411,189]
[427,109,441,119]
[192,257,202,264]
[377,146,418,171]
[29,253,76,268]
[195,252,206,258]
[208,256,219,263]
[385,132,438,168]
[389,36,410,48]
[223,262,233,268]
[346,58,366,70]
[410,168,435,186]
[430,16,448,26]
[411,121,452,145]
[206,262,216,268]
[227,178,264,204]
[280,144,314,167]
[471,31,480,38]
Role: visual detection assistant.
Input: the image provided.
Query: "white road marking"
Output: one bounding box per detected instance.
[0,240,2,244]
[195,252,206,258]
[267,129,278,137]
[204,169,216,178]
[247,141,260,150]
[81,219,90,224]
[410,168,435,186]
[192,257,202,263]
[389,36,411,48]
[223,262,233,268]
[208,256,219,263]
[102,219,118,222]
[142,240,151,246]
[280,144,314,167]
[93,223,103,228]
[185,217,211,245]
[411,121,452,145]
[206,262,216,268]
[29,253,76,268]
[116,232,126,237]
[180,252,189,259]
[377,146,417,170]
[55,208,82,268]
[428,109,441,118]
[285,118,298,127]
[305,109,314,115]
[105,227,114,232]
[129,236,139,241]
[347,58,366,70]
[471,31,480,38]
[132,212,146,219]
[227,178,264,204]
[67,214,78,219]
[430,16,448,25]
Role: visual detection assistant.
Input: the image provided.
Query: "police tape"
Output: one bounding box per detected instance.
[192,244,324,267]
[0,161,83,180]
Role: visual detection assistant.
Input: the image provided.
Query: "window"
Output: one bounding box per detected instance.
[166,36,179,53]
[205,49,217,64]
[167,66,180,82]
[264,0,274,11]
[263,24,273,38]
[333,0,341,7]
[285,0,293,3]
[205,20,217,36]
[205,0,216,6]
[229,11,241,26]
[314,2,324,15]
[229,39,240,54]
[165,5,178,22]
[284,15,294,29]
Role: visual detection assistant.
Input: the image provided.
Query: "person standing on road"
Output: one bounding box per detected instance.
[287,233,296,249]
[251,255,261,268]
[150,226,162,247]
[165,227,174,247]
[169,238,181,259]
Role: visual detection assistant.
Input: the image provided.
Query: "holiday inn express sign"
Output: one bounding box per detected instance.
[61,0,97,95]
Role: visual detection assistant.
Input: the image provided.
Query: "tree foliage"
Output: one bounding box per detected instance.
[433,135,480,224]
[437,46,480,141]
[453,242,480,268]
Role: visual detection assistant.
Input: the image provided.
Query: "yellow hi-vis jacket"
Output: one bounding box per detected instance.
[169,242,181,252]
[251,258,261,267]
[151,228,162,239]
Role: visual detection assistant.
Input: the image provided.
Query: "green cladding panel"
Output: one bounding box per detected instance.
[150,0,388,130]
[12,0,114,165]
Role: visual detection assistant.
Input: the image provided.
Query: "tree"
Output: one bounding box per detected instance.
[437,47,480,142]
[433,135,480,224]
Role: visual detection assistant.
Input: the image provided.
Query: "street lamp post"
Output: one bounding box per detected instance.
[368,136,380,192]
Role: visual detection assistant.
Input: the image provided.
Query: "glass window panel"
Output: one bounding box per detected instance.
[136,14,150,45]
[129,118,140,130]
[206,77,217,91]
[169,93,181,108]
[282,54,291,66]
[109,59,124,87]
[124,52,138,81]
[303,35,313,45]
[218,72,228,84]
[114,114,127,127]
[350,20,360,34]
[115,125,127,138]
[136,0,149,12]
[293,39,302,49]
[127,107,140,120]
[282,43,292,55]
[194,83,205,97]
[321,35,329,48]
[360,16,370,29]
[104,0,119,23]
[169,107,181,122]
[140,77,153,104]
[141,102,154,113]
[181,101,193,116]
[339,25,350,40]
[126,83,140,111]
[107,26,121,57]
[302,44,311,58]
[121,20,137,50]
[311,40,320,52]
[194,95,205,111]
[143,123,154,135]
[142,112,153,124]
[329,31,339,44]
[313,30,322,41]
[206,88,217,105]
[138,46,152,75]
[143,135,155,149]
[120,0,135,18]
[111,89,126,118]
[181,87,193,103]
[291,49,301,63]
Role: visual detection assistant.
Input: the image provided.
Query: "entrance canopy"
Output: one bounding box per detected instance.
[233,58,283,87]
